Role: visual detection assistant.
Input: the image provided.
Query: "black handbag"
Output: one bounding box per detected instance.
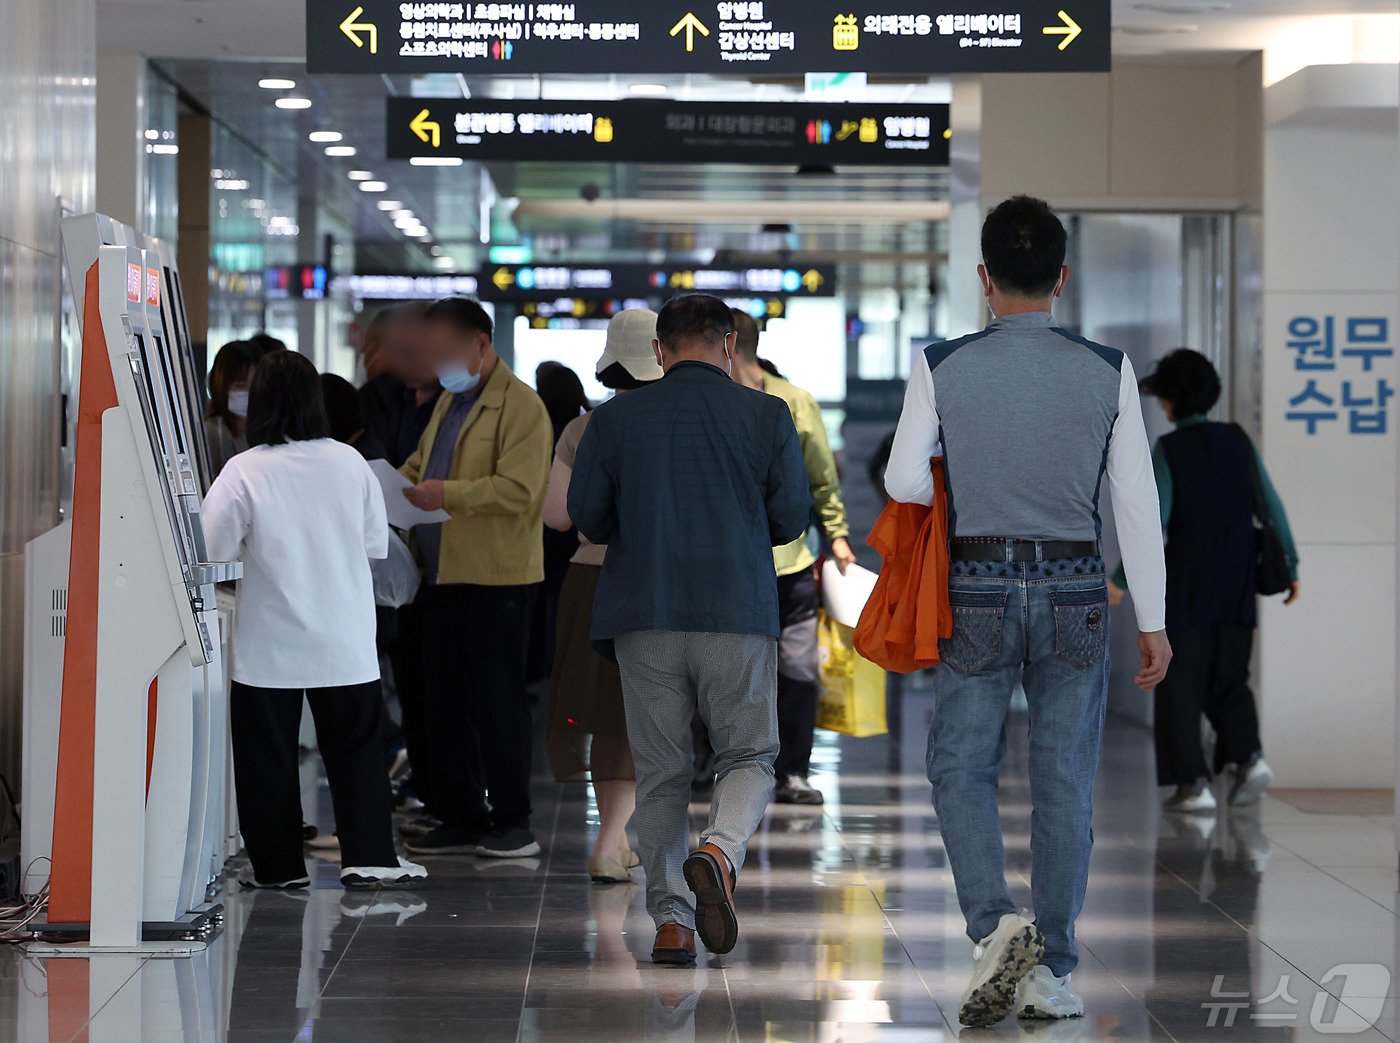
[1233,425,1292,596]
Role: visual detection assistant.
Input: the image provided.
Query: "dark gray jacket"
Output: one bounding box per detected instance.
[569,360,811,655]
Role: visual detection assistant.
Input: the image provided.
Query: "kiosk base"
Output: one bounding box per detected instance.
[23,940,208,958]
[26,909,221,949]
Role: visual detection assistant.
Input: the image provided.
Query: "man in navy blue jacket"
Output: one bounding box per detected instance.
[570,293,810,965]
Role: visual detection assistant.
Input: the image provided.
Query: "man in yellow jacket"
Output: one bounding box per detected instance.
[399,297,553,859]
[731,309,856,805]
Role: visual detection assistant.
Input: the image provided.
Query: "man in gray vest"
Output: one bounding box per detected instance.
[885,196,1171,1027]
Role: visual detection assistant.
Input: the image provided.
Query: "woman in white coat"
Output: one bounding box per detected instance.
[203,350,425,889]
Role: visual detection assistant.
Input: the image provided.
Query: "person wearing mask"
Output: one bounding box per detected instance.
[359,304,439,470]
[206,339,254,477]
[322,372,387,461]
[202,350,426,890]
[569,294,810,965]
[1110,349,1299,813]
[400,297,553,859]
[542,310,660,884]
[884,196,1169,1026]
[531,362,593,683]
[731,308,856,805]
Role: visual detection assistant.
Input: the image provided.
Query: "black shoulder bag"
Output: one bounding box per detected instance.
[1233,424,1292,596]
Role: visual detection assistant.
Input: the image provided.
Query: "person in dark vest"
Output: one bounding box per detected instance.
[1110,349,1300,814]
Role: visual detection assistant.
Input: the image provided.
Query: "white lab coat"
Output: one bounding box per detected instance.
[203,438,388,689]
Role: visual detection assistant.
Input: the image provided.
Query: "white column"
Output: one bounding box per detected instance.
[95,51,146,231]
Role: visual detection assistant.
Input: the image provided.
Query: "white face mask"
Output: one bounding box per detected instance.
[227,389,250,418]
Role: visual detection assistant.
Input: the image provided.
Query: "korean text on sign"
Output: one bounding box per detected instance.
[1285,315,1396,435]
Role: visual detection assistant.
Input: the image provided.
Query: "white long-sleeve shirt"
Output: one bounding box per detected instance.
[885,312,1167,633]
[203,438,389,689]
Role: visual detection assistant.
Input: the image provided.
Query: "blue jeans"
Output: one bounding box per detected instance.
[927,557,1109,977]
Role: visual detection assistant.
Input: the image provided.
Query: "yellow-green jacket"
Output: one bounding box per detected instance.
[763,374,850,576]
[401,360,552,586]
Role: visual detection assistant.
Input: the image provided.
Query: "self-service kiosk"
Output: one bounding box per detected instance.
[20,213,240,952]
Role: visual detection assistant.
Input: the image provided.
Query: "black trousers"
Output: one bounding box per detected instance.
[774,569,821,779]
[1153,622,1263,786]
[391,598,433,808]
[420,583,536,835]
[230,680,398,882]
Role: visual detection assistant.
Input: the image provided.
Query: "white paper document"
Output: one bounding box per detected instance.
[369,459,451,531]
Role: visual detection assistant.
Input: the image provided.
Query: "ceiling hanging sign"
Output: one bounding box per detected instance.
[477,262,837,302]
[307,2,1110,75]
[386,98,949,166]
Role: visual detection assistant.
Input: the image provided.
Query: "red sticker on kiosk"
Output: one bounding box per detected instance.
[146,268,160,307]
[126,263,142,303]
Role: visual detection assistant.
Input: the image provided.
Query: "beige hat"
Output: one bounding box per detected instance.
[596,308,663,383]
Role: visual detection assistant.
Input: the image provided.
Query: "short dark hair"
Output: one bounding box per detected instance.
[535,362,592,436]
[1139,348,1221,417]
[981,195,1067,298]
[247,332,288,360]
[247,350,330,447]
[730,307,761,362]
[656,294,734,352]
[425,296,493,340]
[319,372,365,443]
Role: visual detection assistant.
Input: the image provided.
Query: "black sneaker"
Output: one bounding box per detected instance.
[774,774,824,806]
[404,825,482,855]
[475,827,541,859]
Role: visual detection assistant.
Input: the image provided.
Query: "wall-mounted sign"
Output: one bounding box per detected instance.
[309,1,1109,76]
[265,263,331,301]
[387,98,949,166]
[480,262,835,302]
[333,273,482,300]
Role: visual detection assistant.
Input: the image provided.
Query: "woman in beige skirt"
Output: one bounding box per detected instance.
[542,308,663,882]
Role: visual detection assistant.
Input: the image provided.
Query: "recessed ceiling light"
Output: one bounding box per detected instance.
[629,83,668,95]
[406,228,431,238]
[324,145,356,157]
[359,180,389,192]
[309,131,342,143]
[409,157,464,167]
[394,217,420,229]
[275,97,313,110]
[347,170,374,180]
[376,200,403,210]
[392,209,414,220]
[434,256,455,268]
[258,78,296,90]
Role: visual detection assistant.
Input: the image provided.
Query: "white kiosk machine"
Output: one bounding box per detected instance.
[21,213,240,950]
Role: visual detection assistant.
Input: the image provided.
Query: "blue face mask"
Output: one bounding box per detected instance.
[436,360,481,395]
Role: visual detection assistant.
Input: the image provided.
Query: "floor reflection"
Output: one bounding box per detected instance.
[4,681,1399,1041]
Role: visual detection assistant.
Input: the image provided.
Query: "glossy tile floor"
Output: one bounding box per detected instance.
[5,677,1400,1041]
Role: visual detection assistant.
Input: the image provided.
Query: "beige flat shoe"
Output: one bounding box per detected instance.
[620,847,640,870]
[588,853,633,884]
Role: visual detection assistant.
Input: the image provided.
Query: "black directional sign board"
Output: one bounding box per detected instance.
[309,1,1109,75]
[479,262,836,302]
[386,98,948,166]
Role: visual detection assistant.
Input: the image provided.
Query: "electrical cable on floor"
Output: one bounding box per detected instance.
[0,858,50,945]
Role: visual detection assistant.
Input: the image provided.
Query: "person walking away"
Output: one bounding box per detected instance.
[730,308,856,805]
[205,339,254,477]
[569,294,810,964]
[531,362,593,684]
[202,350,426,889]
[400,297,553,859]
[1110,348,1299,813]
[542,310,661,883]
[884,196,1170,1026]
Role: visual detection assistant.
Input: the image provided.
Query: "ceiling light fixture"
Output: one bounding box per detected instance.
[629,83,668,95]
[376,200,403,210]
[409,157,464,166]
[434,256,455,268]
[275,97,313,110]
[308,130,343,143]
[347,170,374,180]
[359,180,389,192]
[258,77,296,90]
[392,209,414,221]
[324,145,357,157]
[406,228,431,238]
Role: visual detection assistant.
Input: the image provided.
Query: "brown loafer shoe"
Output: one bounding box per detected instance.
[683,843,738,955]
[651,922,697,965]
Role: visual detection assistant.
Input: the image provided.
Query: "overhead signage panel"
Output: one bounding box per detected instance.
[480,262,836,301]
[387,98,949,166]
[308,1,1109,75]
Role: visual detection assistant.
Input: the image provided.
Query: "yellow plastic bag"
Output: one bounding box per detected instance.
[815,610,888,738]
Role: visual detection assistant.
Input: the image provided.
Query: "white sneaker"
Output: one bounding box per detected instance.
[1228,755,1273,807]
[340,857,429,889]
[958,911,1045,1027]
[1016,965,1085,1020]
[236,865,310,890]
[1162,780,1217,814]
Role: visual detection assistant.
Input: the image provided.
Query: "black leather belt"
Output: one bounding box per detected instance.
[951,537,1101,563]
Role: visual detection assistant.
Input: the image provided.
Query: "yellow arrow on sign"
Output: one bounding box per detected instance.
[802,269,824,293]
[492,267,515,291]
[340,5,379,53]
[1042,10,1082,50]
[669,12,710,52]
[410,108,440,148]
